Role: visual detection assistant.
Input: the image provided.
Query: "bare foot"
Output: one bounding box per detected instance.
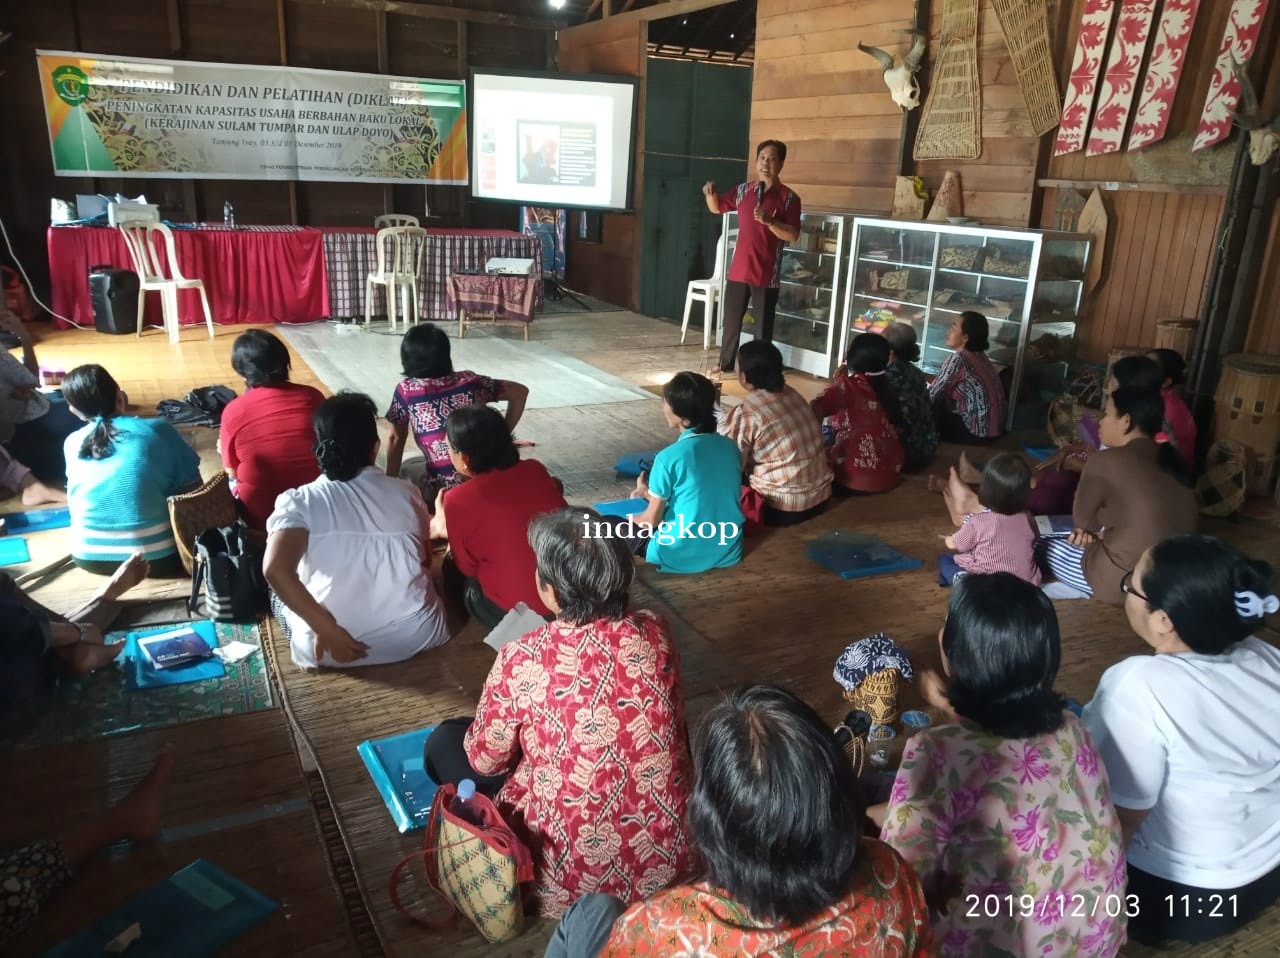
[95,553,150,602]
[20,478,68,506]
[122,744,176,843]
[957,451,984,485]
[61,639,125,675]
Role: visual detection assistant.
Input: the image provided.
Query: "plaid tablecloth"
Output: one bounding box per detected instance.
[448,272,538,324]
[320,228,543,320]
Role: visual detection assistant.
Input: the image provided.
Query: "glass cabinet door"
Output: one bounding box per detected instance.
[719,212,846,377]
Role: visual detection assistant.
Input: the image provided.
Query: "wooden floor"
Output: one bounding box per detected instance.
[5,312,1280,957]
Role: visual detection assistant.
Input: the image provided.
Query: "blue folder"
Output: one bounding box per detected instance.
[614,451,659,478]
[591,497,648,518]
[1,506,71,531]
[357,725,439,833]
[0,536,30,566]
[125,621,226,689]
[806,530,922,580]
[40,859,277,957]
[1023,445,1056,461]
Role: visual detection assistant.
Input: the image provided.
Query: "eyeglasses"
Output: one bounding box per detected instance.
[1120,571,1149,603]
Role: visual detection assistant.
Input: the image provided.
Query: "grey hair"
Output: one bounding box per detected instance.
[882,322,920,363]
[528,507,634,625]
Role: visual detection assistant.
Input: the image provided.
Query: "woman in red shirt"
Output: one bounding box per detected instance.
[219,330,324,529]
[433,404,566,628]
[811,333,904,493]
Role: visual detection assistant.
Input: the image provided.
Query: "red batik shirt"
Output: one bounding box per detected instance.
[600,838,936,957]
[813,371,904,493]
[716,181,802,287]
[463,609,693,918]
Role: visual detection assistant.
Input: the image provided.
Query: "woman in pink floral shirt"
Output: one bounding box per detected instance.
[425,507,693,918]
[872,573,1128,957]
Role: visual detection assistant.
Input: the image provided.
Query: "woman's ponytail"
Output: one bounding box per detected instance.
[62,365,123,460]
[1112,386,1191,487]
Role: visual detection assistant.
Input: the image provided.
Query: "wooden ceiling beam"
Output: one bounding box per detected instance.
[287,0,555,30]
[583,0,603,19]
[563,0,733,34]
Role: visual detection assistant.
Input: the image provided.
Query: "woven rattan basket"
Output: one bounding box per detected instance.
[990,0,1061,135]
[914,0,981,160]
[842,668,902,725]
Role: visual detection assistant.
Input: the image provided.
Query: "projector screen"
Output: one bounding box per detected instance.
[470,70,637,212]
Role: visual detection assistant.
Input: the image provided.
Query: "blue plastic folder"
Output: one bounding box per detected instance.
[358,725,439,832]
[0,506,71,531]
[0,536,30,566]
[1023,445,1056,461]
[40,859,277,957]
[592,497,648,518]
[614,451,659,478]
[126,621,225,689]
[806,531,922,580]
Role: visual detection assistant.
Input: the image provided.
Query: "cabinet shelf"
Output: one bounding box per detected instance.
[852,291,928,310]
[858,256,932,269]
[938,267,1029,283]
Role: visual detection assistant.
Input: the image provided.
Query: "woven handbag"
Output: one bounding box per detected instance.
[391,782,534,944]
[167,472,238,575]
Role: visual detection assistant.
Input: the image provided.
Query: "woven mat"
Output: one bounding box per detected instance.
[4,621,273,749]
[914,0,982,160]
[990,0,1062,135]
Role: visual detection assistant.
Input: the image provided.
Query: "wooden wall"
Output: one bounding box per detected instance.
[557,15,648,310]
[751,0,1040,226]
[0,0,552,295]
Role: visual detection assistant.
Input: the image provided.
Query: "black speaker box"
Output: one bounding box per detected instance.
[88,268,140,335]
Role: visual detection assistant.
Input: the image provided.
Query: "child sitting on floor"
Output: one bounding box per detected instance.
[1149,347,1197,466]
[938,452,1040,587]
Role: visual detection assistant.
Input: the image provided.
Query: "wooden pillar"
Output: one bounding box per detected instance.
[277,0,300,225]
[377,9,391,216]
[165,0,200,221]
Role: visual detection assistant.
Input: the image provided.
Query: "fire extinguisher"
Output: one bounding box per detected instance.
[1,266,34,321]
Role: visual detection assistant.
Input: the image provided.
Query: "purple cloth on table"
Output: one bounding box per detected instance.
[448,273,537,324]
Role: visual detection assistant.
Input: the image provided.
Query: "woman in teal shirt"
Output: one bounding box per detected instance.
[628,372,743,574]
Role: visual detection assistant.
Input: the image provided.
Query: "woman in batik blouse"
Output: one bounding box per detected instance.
[872,572,1128,958]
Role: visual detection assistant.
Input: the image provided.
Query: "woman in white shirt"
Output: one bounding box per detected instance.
[1083,533,1280,945]
[263,392,451,669]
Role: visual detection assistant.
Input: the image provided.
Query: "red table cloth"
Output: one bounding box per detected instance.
[48,225,329,329]
[319,227,543,320]
[448,272,538,324]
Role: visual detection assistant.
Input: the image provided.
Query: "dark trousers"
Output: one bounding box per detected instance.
[719,282,779,373]
[6,394,82,485]
[440,554,507,631]
[423,717,508,797]
[937,553,965,586]
[935,408,996,446]
[1126,860,1280,945]
[762,499,828,527]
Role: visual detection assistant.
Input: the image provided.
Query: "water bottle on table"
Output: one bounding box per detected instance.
[223,200,235,228]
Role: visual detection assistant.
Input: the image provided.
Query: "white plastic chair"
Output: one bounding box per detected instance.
[366,226,428,330]
[374,214,420,229]
[681,229,735,349]
[117,223,215,343]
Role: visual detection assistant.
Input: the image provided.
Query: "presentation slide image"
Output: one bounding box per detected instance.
[516,121,597,188]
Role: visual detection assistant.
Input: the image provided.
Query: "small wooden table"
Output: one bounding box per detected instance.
[448,272,538,340]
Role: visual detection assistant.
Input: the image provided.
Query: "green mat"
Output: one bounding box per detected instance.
[6,622,274,749]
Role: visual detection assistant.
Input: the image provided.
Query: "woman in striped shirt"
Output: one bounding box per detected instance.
[62,365,202,577]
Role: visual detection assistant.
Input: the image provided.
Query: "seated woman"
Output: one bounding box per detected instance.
[432,404,567,629]
[874,573,1127,958]
[547,685,934,958]
[218,330,325,529]
[1084,535,1280,946]
[1029,353,1168,515]
[718,341,831,526]
[937,451,1040,587]
[928,311,1006,443]
[0,309,81,484]
[1038,386,1196,603]
[626,372,743,573]
[62,365,201,577]
[263,393,450,669]
[810,333,903,494]
[383,323,529,502]
[881,322,939,470]
[1149,348,1197,465]
[1,554,148,737]
[425,507,693,919]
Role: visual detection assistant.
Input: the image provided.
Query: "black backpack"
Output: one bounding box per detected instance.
[158,384,238,428]
[188,522,268,623]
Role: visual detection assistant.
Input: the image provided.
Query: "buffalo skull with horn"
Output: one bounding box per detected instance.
[1232,57,1280,166]
[858,31,927,112]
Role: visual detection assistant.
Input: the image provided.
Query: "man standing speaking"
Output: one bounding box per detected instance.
[702,140,802,376]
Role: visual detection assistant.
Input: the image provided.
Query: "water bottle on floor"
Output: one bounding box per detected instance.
[450,778,484,827]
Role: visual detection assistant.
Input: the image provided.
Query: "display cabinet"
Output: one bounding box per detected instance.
[840,218,1092,429]
[716,211,848,378]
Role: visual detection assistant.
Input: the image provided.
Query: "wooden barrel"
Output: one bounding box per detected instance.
[1154,319,1198,359]
[1214,354,1280,456]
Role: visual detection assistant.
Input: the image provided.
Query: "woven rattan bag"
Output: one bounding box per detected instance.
[167,472,238,575]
